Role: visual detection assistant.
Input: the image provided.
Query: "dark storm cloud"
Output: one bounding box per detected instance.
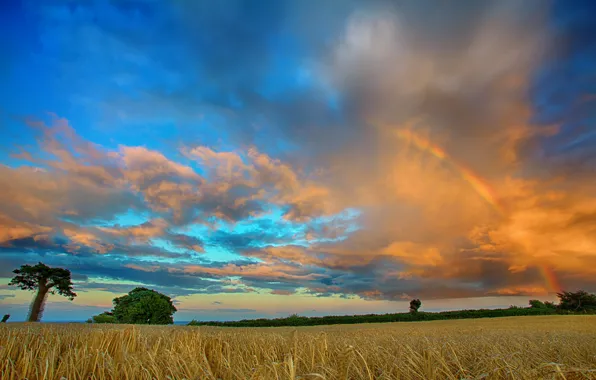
[0,234,192,260]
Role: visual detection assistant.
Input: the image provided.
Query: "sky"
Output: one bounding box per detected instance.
[0,0,595,322]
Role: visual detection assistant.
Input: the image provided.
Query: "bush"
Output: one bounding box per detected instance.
[544,301,557,309]
[91,312,117,324]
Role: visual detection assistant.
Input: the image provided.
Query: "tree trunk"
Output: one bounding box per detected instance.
[28,286,48,322]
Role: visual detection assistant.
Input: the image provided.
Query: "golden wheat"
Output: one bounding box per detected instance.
[1,315,595,380]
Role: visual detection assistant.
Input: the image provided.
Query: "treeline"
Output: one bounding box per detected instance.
[188,291,596,328]
[188,306,561,327]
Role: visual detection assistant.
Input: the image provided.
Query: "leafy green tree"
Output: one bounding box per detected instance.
[91,312,117,324]
[556,290,596,312]
[112,287,177,324]
[8,262,76,322]
[544,301,558,309]
[409,299,422,313]
[530,299,558,309]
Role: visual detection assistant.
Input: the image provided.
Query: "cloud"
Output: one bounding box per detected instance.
[0,215,52,246]
[167,233,204,253]
[1,115,336,256]
[270,290,295,296]
[215,308,257,313]
[489,286,550,297]
[189,308,257,314]
[99,219,169,244]
[180,262,325,283]
[1,0,595,310]
[183,145,340,222]
[287,0,596,296]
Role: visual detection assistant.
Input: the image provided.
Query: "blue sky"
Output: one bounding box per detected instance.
[0,0,595,321]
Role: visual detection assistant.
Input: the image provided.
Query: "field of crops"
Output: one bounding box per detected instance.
[1,315,596,380]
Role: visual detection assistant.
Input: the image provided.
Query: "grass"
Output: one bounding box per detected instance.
[1,315,596,379]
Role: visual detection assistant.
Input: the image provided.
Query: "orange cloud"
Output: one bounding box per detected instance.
[0,215,52,245]
[271,289,295,296]
[184,145,340,221]
[490,286,550,296]
[63,228,113,254]
[285,2,596,295]
[99,218,168,243]
[181,262,324,282]
[381,242,444,267]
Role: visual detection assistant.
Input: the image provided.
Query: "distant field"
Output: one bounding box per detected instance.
[2,316,596,379]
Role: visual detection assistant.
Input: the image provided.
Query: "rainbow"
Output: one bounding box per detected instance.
[385,123,563,294]
[539,264,563,294]
[394,128,504,215]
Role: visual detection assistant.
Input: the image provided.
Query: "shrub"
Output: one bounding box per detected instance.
[529,300,546,308]
[544,301,558,309]
[91,312,117,324]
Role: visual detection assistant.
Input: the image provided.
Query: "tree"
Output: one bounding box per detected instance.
[91,311,117,324]
[530,299,558,310]
[8,262,76,322]
[544,301,558,309]
[1,314,9,323]
[409,299,422,313]
[112,287,177,324]
[556,290,596,312]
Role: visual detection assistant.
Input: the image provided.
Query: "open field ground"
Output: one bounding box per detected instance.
[1,316,596,380]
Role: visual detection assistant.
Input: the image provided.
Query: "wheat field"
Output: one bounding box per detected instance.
[1,316,596,380]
